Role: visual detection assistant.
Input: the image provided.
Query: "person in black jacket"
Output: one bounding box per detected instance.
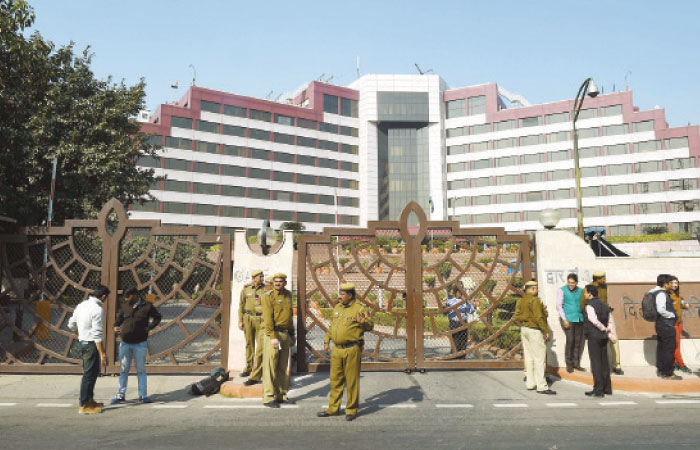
[583,284,614,398]
[111,287,162,404]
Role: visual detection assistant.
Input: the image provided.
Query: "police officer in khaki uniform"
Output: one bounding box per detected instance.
[239,270,265,384]
[261,273,295,408]
[317,283,374,421]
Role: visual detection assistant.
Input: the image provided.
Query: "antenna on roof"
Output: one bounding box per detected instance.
[265,90,274,100]
[625,70,632,91]
[188,64,196,86]
[356,56,360,79]
[415,63,433,75]
[317,73,326,81]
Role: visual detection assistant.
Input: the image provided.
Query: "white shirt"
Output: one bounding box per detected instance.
[650,286,675,319]
[68,296,104,342]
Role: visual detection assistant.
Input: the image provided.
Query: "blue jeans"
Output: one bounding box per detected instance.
[79,341,100,406]
[117,341,148,398]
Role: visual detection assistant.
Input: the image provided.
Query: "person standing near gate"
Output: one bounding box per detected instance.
[583,284,614,397]
[240,270,266,385]
[317,283,374,421]
[669,276,692,374]
[261,273,295,408]
[445,285,472,355]
[111,287,162,404]
[556,273,585,373]
[582,271,623,375]
[68,285,109,414]
[514,280,556,395]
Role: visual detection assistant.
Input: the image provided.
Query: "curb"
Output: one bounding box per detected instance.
[548,366,700,394]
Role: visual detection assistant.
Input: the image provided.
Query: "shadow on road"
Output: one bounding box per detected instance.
[359,385,424,417]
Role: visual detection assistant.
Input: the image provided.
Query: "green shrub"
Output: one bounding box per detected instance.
[424,275,436,288]
[495,326,521,350]
[643,225,668,235]
[483,279,497,294]
[478,257,493,264]
[375,236,390,247]
[469,323,489,342]
[339,257,350,267]
[438,262,453,280]
[606,232,691,243]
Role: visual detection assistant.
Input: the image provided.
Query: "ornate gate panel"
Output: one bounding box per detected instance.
[0,199,231,373]
[297,202,532,372]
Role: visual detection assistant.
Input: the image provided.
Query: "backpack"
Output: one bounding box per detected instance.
[189,367,230,396]
[641,290,659,322]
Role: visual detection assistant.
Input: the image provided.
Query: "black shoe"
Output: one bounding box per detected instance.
[264,402,280,408]
[574,366,585,372]
[243,379,261,386]
[537,389,556,395]
[593,393,605,398]
[345,414,357,421]
[613,367,624,375]
[275,398,295,404]
[566,367,574,373]
[317,411,335,417]
[585,390,595,396]
[239,371,250,377]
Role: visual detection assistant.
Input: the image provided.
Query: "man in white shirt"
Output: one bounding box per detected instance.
[68,285,109,414]
[649,274,681,380]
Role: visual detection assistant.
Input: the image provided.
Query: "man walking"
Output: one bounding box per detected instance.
[557,273,585,373]
[261,273,295,408]
[583,284,614,398]
[650,274,681,380]
[111,287,162,404]
[514,280,555,395]
[445,285,473,355]
[240,270,265,385]
[317,283,374,421]
[68,285,109,414]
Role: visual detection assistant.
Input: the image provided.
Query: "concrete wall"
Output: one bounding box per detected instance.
[536,230,700,369]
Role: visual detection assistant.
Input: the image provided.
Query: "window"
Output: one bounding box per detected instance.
[633,140,660,153]
[494,120,515,132]
[633,120,654,133]
[577,108,597,120]
[274,210,294,221]
[447,162,467,172]
[223,105,247,118]
[472,195,491,205]
[635,161,664,173]
[472,214,493,224]
[297,193,315,203]
[222,185,245,196]
[341,144,358,154]
[581,166,602,178]
[639,202,667,214]
[549,149,570,161]
[519,116,541,127]
[547,131,570,143]
[524,191,544,202]
[249,109,271,122]
[223,145,245,157]
[638,181,665,193]
[196,120,219,133]
[469,141,489,153]
[248,188,270,200]
[471,159,491,170]
[579,147,600,158]
[297,212,316,222]
[196,141,218,153]
[522,172,545,183]
[249,168,270,180]
[340,179,359,189]
[171,116,192,129]
[132,200,160,212]
[165,137,192,150]
[221,206,244,217]
[323,94,339,114]
[223,164,245,178]
[297,155,315,166]
[545,112,569,124]
[669,158,695,170]
[249,128,270,141]
[608,204,633,215]
[339,215,359,225]
[469,124,490,135]
[297,136,317,148]
[248,208,270,220]
[447,180,467,190]
[319,158,337,169]
[164,180,189,192]
[320,140,338,151]
[664,137,689,149]
[163,202,189,214]
[318,195,334,205]
[194,162,218,174]
[297,118,318,129]
[498,193,519,203]
[193,204,218,216]
[320,122,338,133]
[297,174,316,185]
[274,191,294,202]
[606,144,629,155]
[274,133,295,145]
[520,135,542,146]
[274,152,294,164]
[606,164,632,175]
[606,184,632,195]
[549,169,572,181]
[496,156,517,167]
[340,126,359,137]
[523,210,542,221]
[494,138,516,149]
[339,197,359,207]
[583,206,603,217]
[164,158,190,171]
[603,124,627,136]
[669,178,698,190]
[200,100,220,113]
[446,127,465,138]
[550,188,573,200]
[193,182,218,195]
[446,99,466,119]
[582,186,602,196]
[471,177,490,188]
[250,148,270,160]
[448,198,467,208]
[222,124,245,137]
[319,176,338,187]
[275,114,294,126]
[577,128,599,139]
[496,175,519,185]
[601,105,622,116]
[468,96,486,115]
[273,171,294,182]
[340,98,358,117]
[447,145,466,156]
[521,153,544,165]
[138,156,161,168]
[609,225,636,235]
[498,212,520,222]
[670,200,699,212]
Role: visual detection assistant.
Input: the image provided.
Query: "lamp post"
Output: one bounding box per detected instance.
[572,78,599,238]
[257,219,277,255]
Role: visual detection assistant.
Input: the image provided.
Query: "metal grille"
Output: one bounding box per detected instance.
[0,199,230,373]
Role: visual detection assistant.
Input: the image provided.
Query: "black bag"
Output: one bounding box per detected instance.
[641,290,659,322]
[189,367,229,396]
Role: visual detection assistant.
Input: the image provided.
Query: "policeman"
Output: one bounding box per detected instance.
[317,283,374,421]
[239,270,265,384]
[261,273,295,408]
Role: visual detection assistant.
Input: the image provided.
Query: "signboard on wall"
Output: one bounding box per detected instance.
[608,282,700,339]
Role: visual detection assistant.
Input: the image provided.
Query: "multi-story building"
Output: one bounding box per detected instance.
[133,74,700,235]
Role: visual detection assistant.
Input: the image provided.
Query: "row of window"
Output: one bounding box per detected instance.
[445,96,486,119]
[448,179,699,207]
[132,201,359,224]
[322,94,359,118]
[445,103,624,125]
[164,134,359,156]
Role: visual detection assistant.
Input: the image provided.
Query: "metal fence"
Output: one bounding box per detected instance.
[0,199,231,373]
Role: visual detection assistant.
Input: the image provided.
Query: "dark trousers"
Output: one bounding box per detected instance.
[587,336,612,395]
[449,320,469,353]
[563,321,585,369]
[79,341,100,406]
[655,322,676,377]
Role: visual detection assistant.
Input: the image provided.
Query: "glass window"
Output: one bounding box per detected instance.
[165,136,192,150]
[250,148,270,160]
[448,198,467,208]
[193,182,218,195]
[601,105,623,116]
[446,99,466,119]
[472,214,493,224]
[274,210,294,221]
[196,141,218,153]
[549,169,572,181]
[297,212,316,222]
[297,118,318,129]
[635,161,664,173]
[200,100,220,113]
[196,120,219,133]
[339,215,359,225]
[609,225,636,235]
[249,128,270,141]
[549,149,570,161]
[468,96,486,115]
[131,200,160,212]
[639,202,667,214]
[340,98,358,117]
[494,120,515,132]
[222,124,245,137]
[578,147,600,158]
[275,114,294,126]
[248,188,270,200]
[323,94,339,114]
[223,145,245,157]
[664,137,689,149]
[446,127,466,138]
[471,159,491,170]
[638,181,665,193]
[522,172,545,183]
[494,138,516,149]
[633,140,660,153]
[496,156,517,167]
[605,144,629,155]
[581,166,602,178]
[297,174,316,185]
[545,112,569,124]
[498,212,520,222]
[340,179,358,189]
[320,140,338,151]
[603,124,627,136]
[171,116,192,129]
[249,168,270,180]
[163,202,189,214]
[320,122,338,133]
[633,120,654,133]
[519,116,542,127]
[273,171,294,182]
[669,158,695,170]
[222,185,245,196]
[340,126,359,137]
[469,124,490,135]
[669,178,698,190]
[341,144,358,154]
[164,180,189,192]
[496,175,519,185]
[471,177,490,188]
[274,152,294,164]
[577,128,599,139]
[670,200,699,212]
[447,162,467,173]
[447,145,466,156]
[606,164,632,175]
[608,204,633,215]
[498,193,519,203]
[469,141,489,153]
[223,105,247,118]
[297,136,317,148]
[577,108,597,120]
[318,195,334,205]
[524,191,544,202]
[319,158,337,169]
[194,161,218,174]
[248,208,270,220]
[339,197,359,207]
[472,195,491,206]
[606,184,632,195]
[137,155,161,168]
[298,155,316,166]
[520,135,542,146]
[274,133,295,145]
[582,186,602,196]
[522,153,544,165]
[298,193,315,203]
[447,180,467,190]
[249,109,271,122]
[340,161,358,172]
[583,206,604,217]
[274,191,294,202]
[319,176,337,187]
[164,158,190,171]
[550,188,573,200]
[547,131,570,143]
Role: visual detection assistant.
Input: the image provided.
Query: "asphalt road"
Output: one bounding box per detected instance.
[1,371,700,449]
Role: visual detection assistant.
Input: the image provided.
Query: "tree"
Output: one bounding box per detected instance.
[0,0,161,230]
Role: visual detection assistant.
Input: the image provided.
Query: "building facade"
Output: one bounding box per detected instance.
[133,74,700,235]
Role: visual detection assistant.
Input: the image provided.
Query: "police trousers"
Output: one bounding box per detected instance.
[262,332,291,403]
[326,344,362,416]
[244,314,263,380]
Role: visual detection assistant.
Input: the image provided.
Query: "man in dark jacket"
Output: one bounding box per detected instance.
[111,287,162,403]
[650,274,681,380]
[583,284,614,397]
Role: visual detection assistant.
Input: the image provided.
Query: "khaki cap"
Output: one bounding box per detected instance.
[524,280,538,288]
[273,273,287,280]
[251,269,263,278]
[340,283,355,291]
[592,271,606,277]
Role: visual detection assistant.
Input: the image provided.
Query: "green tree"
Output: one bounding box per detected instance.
[0,0,161,229]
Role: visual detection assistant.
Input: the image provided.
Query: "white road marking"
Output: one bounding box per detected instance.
[599,401,637,406]
[203,404,299,409]
[152,404,188,409]
[436,404,474,408]
[0,403,17,406]
[546,403,578,407]
[655,399,700,405]
[37,403,72,408]
[494,403,528,408]
[378,404,417,408]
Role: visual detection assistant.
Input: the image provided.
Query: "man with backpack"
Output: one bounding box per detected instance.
[647,274,681,380]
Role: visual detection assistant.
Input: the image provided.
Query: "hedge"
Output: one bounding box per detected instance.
[606,232,691,243]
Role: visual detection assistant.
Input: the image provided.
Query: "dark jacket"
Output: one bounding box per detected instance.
[584,297,609,340]
[115,299,162,344]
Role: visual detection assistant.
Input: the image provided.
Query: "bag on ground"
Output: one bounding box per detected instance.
[641,290,658,322]
[189,367,230,396]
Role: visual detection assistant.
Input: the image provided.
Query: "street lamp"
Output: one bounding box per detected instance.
[572,77,599,238]
[257,219,277,255]
[538,209,561,230]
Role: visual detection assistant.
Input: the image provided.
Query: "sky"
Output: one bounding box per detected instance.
[27,0,700,127]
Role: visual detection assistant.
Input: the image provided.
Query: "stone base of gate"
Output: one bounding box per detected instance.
[219,373,291,398]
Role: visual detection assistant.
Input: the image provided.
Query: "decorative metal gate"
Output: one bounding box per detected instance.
[297,202,532,372]
[0,199,231,373]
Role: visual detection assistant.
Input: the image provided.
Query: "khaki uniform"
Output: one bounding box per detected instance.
[323,299,373,416]
[515,293,549,391]
[239,283,265,379]
[261,288,294,403]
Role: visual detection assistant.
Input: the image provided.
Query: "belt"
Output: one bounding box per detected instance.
[335,341,362,349]
[245,312,262,317]
[273,327,290,333]
[79,341,95,345]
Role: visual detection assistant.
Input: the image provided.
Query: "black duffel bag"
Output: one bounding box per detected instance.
[189,367,230,396]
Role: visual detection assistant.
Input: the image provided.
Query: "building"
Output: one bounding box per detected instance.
[133,74,700,235]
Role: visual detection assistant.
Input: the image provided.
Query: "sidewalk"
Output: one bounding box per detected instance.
[549,365,700,394]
